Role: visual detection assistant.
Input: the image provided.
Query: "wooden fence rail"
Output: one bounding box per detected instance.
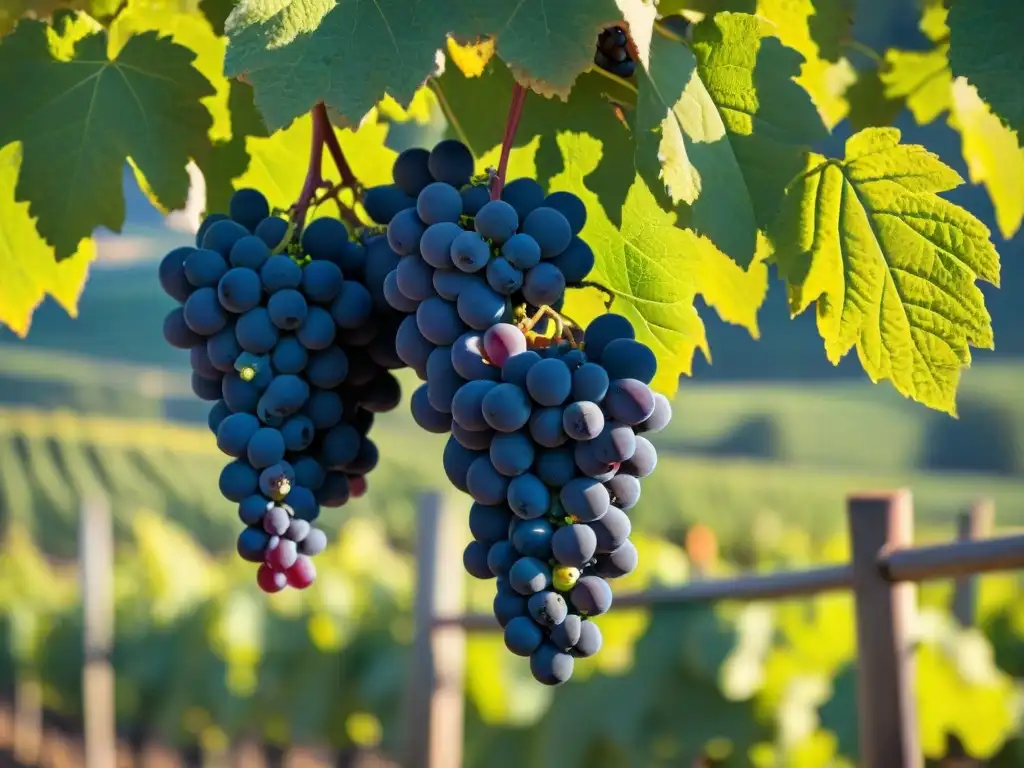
[407,490,1024,768]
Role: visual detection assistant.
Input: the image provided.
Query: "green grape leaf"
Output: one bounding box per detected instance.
[636,27,759,268]
[948,0,1024,137]
[553,134,767,396]
[439,13,823,269]
[881,44,951,126]
[0,14,215,259]
[636,13,827,267]
[109,0,231,142]
[0,143,96,338]
[223,0,646,131]
[772,128,999,414]
[949,78,1024,240]
[689,13,827,229]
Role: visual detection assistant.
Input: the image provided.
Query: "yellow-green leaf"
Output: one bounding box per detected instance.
[949,78,1024,240]
[881,45,951,126]
[689,13,827,229]
[772,128,999,414]
[554,134,767,396]
[0,143,96,338]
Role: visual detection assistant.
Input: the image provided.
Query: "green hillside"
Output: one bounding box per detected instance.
[3,341,1022,477]
[2,402,1021,561]
[1,340,1021,558]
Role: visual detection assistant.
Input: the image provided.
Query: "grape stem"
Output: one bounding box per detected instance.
[312,182,363,230]
[291,102,362,235]
[518,304,581,348]
[490,83,528,201]
[318,107,360,189]
[290,103,329,235]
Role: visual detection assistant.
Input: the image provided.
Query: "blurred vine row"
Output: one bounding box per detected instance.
[0,497,1021,767]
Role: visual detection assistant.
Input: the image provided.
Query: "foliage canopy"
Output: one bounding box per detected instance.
[1,0,1021,415]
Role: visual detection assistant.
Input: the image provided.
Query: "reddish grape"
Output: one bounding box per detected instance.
[257,564,287,593]
[286,555,317,589]
[265,537,299,571]
[483,323,527,367]
[349,474,368,498]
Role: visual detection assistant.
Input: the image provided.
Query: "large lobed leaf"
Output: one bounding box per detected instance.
[658,1,856,128]
[635,25,760,267]
[0,11,215,259]
[0,143,96,338]
[772,128,999,415]
[948,0,1024,139]
[222,0,646,131]
[109,0,231,143]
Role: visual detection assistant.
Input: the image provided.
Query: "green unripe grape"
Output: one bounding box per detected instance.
[240,366,256,382]
[272,477,292,500]
[553,565,581,592]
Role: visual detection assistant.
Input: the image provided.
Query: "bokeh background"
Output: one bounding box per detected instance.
[0,1,1022,766]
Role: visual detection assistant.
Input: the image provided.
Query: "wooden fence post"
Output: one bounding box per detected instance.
[230,737,268,768]
[81,496,116,768]
[12,671,42,766]
[951,499,994,628]
[405,493,466,768]
[943,499,994,767]
[847,490,921,768]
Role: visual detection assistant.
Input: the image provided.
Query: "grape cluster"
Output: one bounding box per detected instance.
[443,316,671,685]
[594,26,635,78]
[359,139,595,436]
[159,188,402,591]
